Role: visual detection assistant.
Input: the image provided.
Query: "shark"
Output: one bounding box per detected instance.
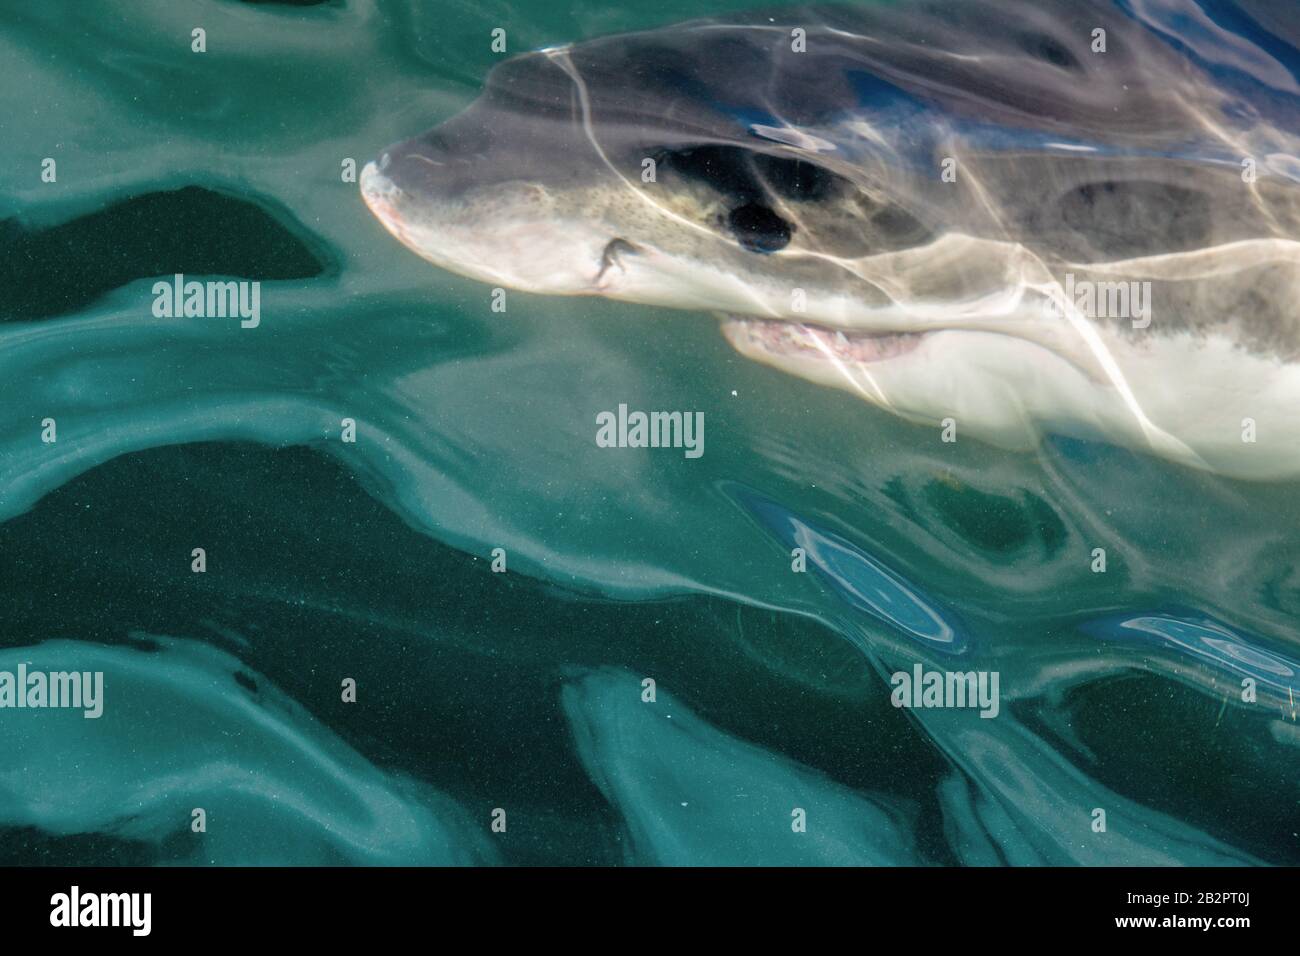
[361,0,1300,479]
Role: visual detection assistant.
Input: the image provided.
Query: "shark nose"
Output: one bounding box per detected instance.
[360,162,407,231]
[361,161,398,201]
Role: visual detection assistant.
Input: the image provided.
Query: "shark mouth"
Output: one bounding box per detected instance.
[720,315,928,364]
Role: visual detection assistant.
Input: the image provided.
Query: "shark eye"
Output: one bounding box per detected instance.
[1016,31,1080,71]
[752,153,834,201]
[728,203,792,253]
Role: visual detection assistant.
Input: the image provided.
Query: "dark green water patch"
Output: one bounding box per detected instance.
[921,480,1068,556]
[0,186,329,322]
[0,440,950,864]
[1027,673,1299,864]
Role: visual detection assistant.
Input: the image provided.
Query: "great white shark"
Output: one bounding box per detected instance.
[360,0,1300,480]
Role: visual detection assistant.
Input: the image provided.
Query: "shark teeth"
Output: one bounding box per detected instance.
[724,317,926,364]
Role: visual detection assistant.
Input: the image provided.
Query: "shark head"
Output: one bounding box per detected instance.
[360,27,941,316]
[362,2,1300,479]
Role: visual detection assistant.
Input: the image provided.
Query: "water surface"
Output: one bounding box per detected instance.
[0,0,1297,866]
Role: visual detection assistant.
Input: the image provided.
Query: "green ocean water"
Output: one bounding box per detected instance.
[0,0,1298,866]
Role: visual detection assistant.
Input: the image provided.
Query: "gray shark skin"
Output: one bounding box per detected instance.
[361,1,1300,480]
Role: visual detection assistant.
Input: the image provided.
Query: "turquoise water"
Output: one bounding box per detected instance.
[1,0,1298,865]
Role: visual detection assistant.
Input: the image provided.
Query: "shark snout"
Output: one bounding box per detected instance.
[360,160,413,241]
